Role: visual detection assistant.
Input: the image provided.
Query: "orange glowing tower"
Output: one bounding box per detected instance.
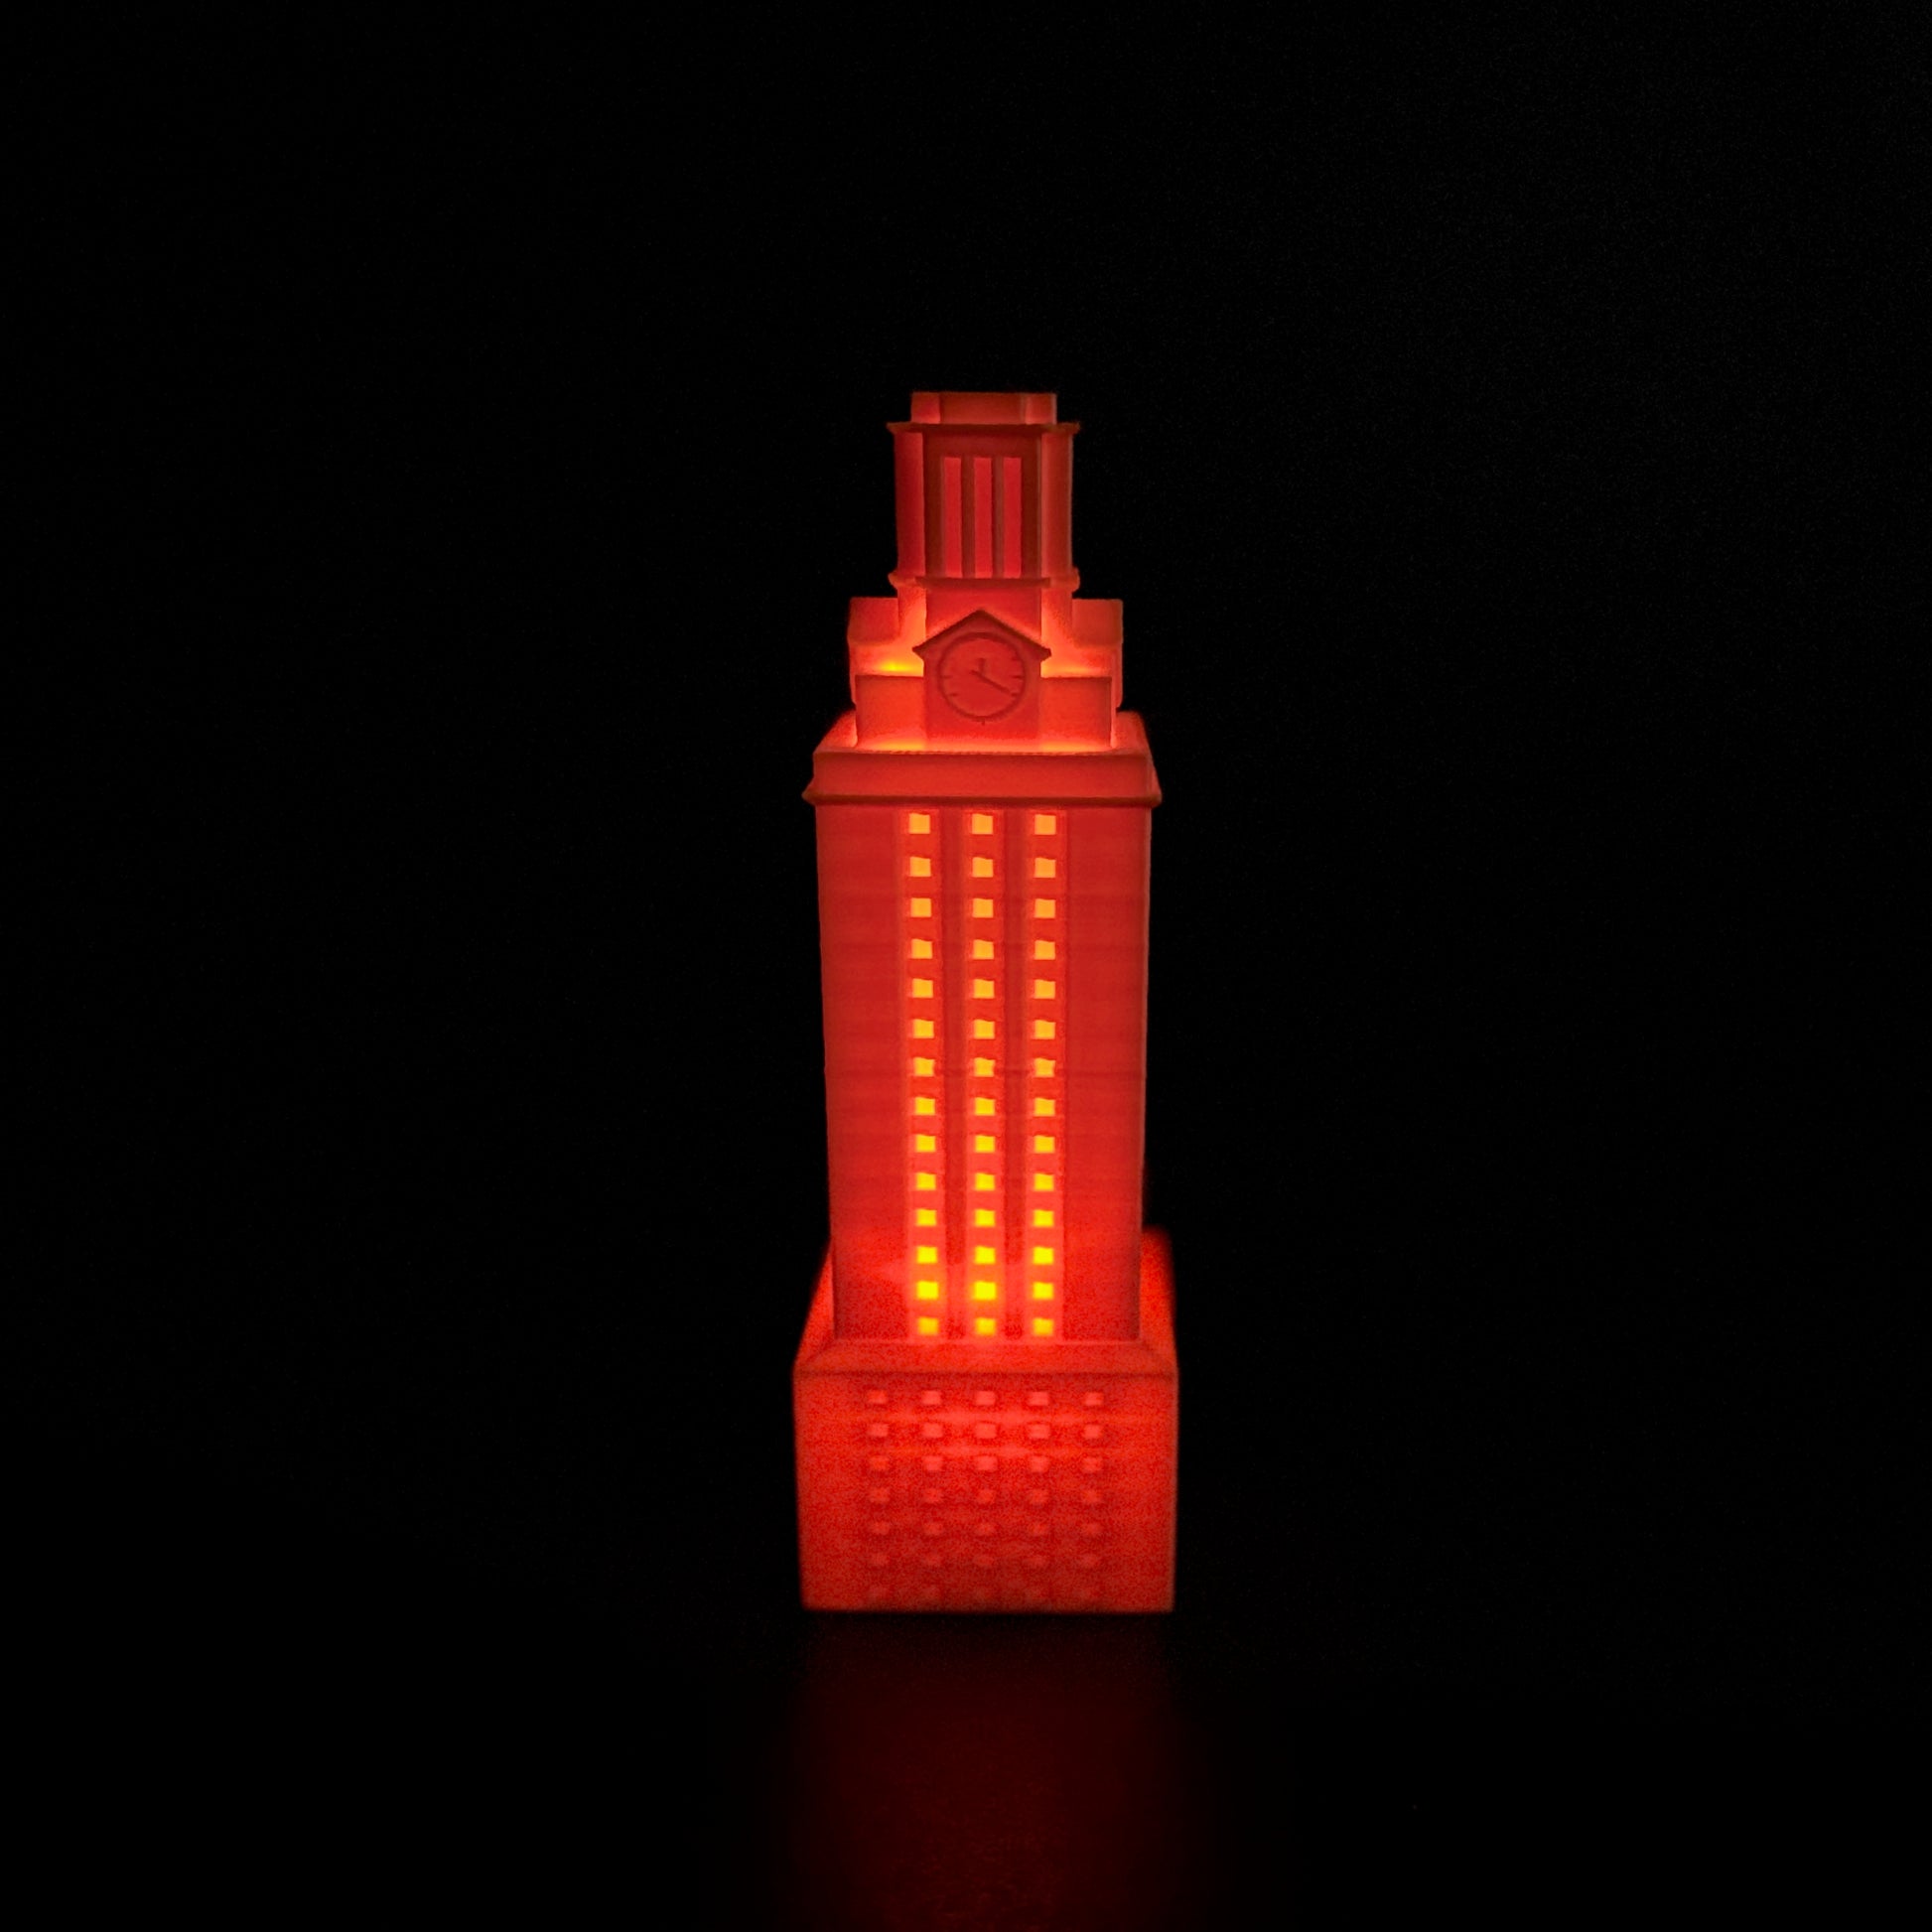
[794,392,1177,1612]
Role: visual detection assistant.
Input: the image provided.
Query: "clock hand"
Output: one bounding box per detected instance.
[972,663,1020,693]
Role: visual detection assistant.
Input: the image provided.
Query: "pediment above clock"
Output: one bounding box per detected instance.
[912,610,1051,668]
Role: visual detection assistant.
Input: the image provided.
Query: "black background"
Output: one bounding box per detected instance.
[49,15,1921,1921]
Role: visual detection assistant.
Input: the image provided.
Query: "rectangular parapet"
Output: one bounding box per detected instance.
[807,712,1161,807]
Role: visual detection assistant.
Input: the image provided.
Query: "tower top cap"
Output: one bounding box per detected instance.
[908,392,1057,425]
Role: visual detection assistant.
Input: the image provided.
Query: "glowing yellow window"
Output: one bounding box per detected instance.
[973,978,995,999]
[912,1019,935,1039]
[1035,898,1055,918]
[971,813,994,835]
[916,1207,937,1226]
[1033,1020,1055,1039]
[912,1133,936,1152]
[971,857,994,879]
[1033,1173,1054,1192]
[974,1207,997,1227]
[972,898,994,918]
[914,1280,940,1301]
[1034,857,1056,879]
[909,938,933,959]
[1033,1247,1055,1266]
[973,1019,996,1039]
[971,1281,998,1302]
[911,978,933,1000]
[973,1097,996,1116]
[909,856,932,878]
[1033,1135,1054,1153]
[971,939,994,960]
[974,1245,996,1265]
[1034,979,1056,999]
[909,897,932,918]
[1034,940,1055,960]
[973,1133,996,1152]
[974,1316,998,1336]
[907,812,931,834]
[912,1056,935,1077]
[913,1096,936,1116]
[1032,1317,1054,1336]
[1034,814,1056,835]
[915,1173,938,1191]
[973,1173,996,1191]
[1031,1281,1054,1300]
[1034,1098,1055,1117]
[972,1056,995,1077]
[916,1245,938,1264]
[1033,1058,1055,1077]
[917,1316,940,1336]
[1033,1210,1054,1228]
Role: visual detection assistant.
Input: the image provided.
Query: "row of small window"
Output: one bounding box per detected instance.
[906,898,1057,918]
[910,939,1055,960]
[910,979,1057,1000]
[907,812,1058,836]
[907,856,1056,879]
[911,1057,1056,1077]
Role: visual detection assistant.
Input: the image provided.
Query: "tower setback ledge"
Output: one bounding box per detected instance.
[805,710,1162,807]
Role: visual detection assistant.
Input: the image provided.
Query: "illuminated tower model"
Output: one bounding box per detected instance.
[794,392,1177,1613]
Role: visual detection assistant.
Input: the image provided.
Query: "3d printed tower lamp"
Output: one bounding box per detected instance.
[794,391,1177,1613]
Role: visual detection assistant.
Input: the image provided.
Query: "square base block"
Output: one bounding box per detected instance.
[794,1230,1177,1612]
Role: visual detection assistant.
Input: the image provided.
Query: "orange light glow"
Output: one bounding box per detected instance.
[796,391,1175,1614]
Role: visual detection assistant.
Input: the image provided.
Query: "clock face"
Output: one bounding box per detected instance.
[936,631,1029,720]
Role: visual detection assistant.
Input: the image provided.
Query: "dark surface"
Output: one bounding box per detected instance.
[48,15,1919,1920]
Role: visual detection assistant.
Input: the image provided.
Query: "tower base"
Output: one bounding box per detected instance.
[793,1230,1177,1612]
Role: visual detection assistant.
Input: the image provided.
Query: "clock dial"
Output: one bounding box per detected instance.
[937,631,1028,720]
